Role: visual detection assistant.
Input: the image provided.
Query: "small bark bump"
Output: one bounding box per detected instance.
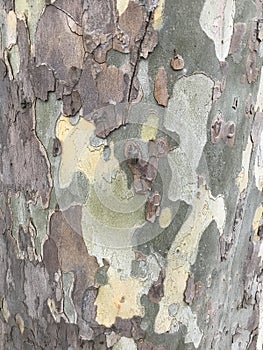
[170,50,184,71]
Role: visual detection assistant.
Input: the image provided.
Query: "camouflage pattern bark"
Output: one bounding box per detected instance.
[0,0,262,349]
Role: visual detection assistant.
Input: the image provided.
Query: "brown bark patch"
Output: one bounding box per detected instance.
[154,66,169,107]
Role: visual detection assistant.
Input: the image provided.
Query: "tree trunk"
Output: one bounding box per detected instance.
[0,0,262,349]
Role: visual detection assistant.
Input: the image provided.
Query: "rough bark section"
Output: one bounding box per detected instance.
[29,63,55,101]
[35,5,85,83]
[0,20,52,207]
[53,0,84,25]
[76,56,99,116]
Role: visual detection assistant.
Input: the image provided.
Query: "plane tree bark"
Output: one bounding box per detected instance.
[0,0,262,349]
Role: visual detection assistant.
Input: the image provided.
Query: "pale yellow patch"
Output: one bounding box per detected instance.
[116,0,129,16]
[152,0,166,30]
[159,207,172,228]
[155,185,226,334]
[95,268,144,327]
[236,137,253,193]
[15,314,25,334]
[47,298,56,313]
[6,11,17,48]
[55,115,104,187]
[56,115,74,143]
[141,113,159,142]
[78,147,104,184]
[252,205,263,241]
[1,298,10,322]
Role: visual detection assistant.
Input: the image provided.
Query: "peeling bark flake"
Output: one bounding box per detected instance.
[92,103,129,138]
[140,23,158,59]
[184,273,195,305]
[170,50,185,71]
[147,271,164,303]
[154,66,169,107]
[62,90,82,116]
[29,63,55,101]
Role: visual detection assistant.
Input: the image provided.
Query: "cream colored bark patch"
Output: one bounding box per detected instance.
[94,255,162,326]
[47,298,61,323]
[236,136,253,193]
[155,184,226,346]
[152,0,166,30]
[56,115,104,187]
[141,112,159,141]
[95,268,144,327]
[252,205,263,241]
[159,207,172,228]
[116,0,129,16]
[200,0,235,61]
[6,11,17,48]
[15,314,25,334]
[1,298,10,322]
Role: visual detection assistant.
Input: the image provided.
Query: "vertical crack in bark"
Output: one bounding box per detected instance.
[128,10,153,102]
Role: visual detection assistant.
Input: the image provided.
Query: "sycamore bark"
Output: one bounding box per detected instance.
[0,0,262,349]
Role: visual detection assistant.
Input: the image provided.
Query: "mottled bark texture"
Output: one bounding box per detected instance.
[0,0,263,349]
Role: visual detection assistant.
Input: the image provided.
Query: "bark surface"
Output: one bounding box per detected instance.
[0,0,262,349]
